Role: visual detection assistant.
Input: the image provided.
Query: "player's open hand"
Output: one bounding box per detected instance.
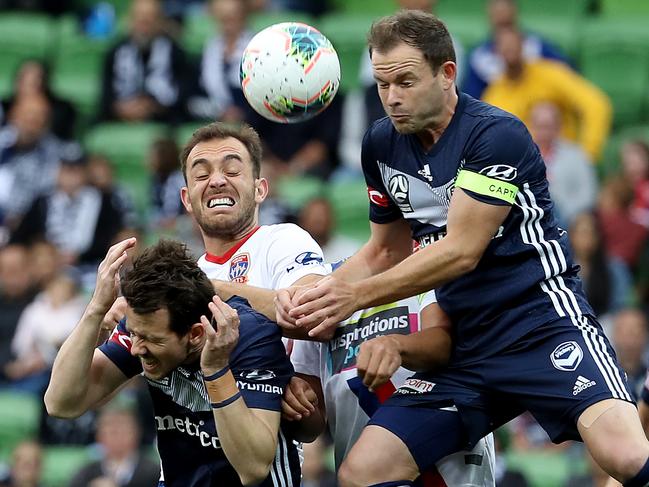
[281,375,318,421]
[289,276,358,340]
[357,335,402,392]
[90,238,136,314]
[200,295,240,375]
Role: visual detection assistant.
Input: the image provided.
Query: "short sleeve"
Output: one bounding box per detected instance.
[457,117,540,207]
[290,339,322,377]
[267,224,328,289]
[361,127,402,224]
[419,290,438,311]
[98,319,143,378]
[228,301,294,411]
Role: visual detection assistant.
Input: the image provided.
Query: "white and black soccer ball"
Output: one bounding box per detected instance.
[240,22,340,123]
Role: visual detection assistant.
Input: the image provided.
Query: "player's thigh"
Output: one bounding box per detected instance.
[578,398,649,480]
[338,425,419,486]
[338,404,467,486]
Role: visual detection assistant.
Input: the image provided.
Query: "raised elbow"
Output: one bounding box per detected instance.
[239,461,273,486]
[43,390,84,419]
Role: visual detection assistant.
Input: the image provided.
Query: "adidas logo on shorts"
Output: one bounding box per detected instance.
[573,375,596,396]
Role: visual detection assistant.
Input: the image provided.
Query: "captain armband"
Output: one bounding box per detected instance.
[455,170,518,204]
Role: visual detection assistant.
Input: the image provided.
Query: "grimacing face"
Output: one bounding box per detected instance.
[181,137,267,239]
[372,42,451,135]
[125,307,196,380]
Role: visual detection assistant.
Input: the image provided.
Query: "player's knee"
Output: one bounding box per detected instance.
[611,452,649,483]
[338,454,368,487]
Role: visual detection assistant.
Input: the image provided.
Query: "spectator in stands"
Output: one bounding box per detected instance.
[528,101,597,227]
[611,308,649,400]
[482,26,611,161]
[463,0,569,99]
[298,197,359,262]
[257,163,295,225]
[359,0,465,127]
[598,175,648,269]
[569,211,632,321]
[69,407,160,487]
[1,59,77,141]
[0,440,43,487]
[87,154,138,228]
[186,0,253,122]
[620,139,649,229]
[3,267,86,394]
[253,94,342,179]
[0,245,36,386]
[147,137,184,228]
[9,144,125,268]
[28,241,63,293]
[267,0,329,16]
[99,0,187,123]
[0,94,60,228]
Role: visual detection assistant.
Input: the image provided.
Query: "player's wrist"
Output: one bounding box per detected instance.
[203,367,240,405]
[85,301,113,321]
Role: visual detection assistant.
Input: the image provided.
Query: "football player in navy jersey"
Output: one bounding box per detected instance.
[276,10,649,487]
[45,238,300,486]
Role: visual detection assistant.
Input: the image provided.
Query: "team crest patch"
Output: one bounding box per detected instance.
[229,253,250,283]
[551,341,583,371]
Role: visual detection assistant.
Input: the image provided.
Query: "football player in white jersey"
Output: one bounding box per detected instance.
[178,122,328,334]
[282,266,495,486]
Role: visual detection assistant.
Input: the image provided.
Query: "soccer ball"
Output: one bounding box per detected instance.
[240,22,340,124]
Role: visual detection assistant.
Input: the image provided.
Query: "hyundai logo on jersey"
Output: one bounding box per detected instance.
[229,253,250,283]
[550,341,584,371]
[479,164,518,181]
[241,369,277,381]
[295,251,323,266]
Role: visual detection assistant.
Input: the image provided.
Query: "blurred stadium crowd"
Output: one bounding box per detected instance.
[1,0,649,486]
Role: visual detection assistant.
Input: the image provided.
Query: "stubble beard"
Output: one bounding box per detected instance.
[195,198,257,240]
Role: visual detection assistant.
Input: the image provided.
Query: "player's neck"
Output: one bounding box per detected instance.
[203,224,261,260]
[416,89,458,151]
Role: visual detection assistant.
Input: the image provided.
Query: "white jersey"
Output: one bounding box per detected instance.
[291,292,496,486]
[197,224,327,289]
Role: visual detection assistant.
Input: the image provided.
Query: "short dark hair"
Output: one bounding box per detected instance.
[121,239,214,336]
[179,122,262,180]
[367,10,456,74]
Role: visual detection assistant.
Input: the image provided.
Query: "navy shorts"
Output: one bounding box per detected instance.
[369,316,633,472]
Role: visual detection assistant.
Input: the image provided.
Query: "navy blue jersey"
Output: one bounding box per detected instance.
[99,297,300,487]
[362,92,594,366]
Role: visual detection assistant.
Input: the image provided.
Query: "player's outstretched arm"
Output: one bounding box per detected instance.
[45,239,135,418]
[332,218,414,283]
[281,374,326,443]
[275,218,412,333]
[357,303,452,391]
[213,275,324,339]
[200,296,282,486]
[293,189,511,338]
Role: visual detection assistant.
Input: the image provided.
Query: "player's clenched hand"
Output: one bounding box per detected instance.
[274,284,314,330]
[290,276,358,340]
[281,376,318,421]
[90,238,136,314]
[200,295,240,375]
[357,335,402,392]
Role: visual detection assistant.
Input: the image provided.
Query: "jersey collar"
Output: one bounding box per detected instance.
[204,226,261,264]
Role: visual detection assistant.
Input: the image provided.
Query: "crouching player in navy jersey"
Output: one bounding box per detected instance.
[277,10,649,487]
[45,238,300,487]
